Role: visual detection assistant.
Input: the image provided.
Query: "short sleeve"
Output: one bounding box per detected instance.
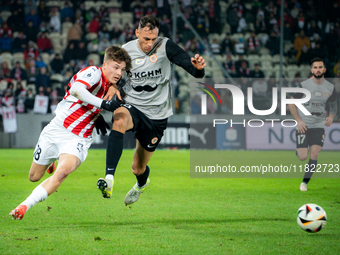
[75,66,102,89]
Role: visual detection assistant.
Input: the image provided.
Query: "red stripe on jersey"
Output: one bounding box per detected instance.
[84,123,96,137]
[82,109,101,137]
[69,102,77,109]
[89,80,106,99]
[72,110,96,136]
[63,105,91,129]
[76,79,91,88]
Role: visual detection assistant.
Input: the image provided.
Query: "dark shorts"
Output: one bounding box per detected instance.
[122,104,168,152]
[296,128,325,148]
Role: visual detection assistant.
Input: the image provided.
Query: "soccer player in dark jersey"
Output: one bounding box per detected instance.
[97,15,206,204]
[289,57,337,191]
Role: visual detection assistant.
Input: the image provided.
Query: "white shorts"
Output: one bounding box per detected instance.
[33,118,93,166]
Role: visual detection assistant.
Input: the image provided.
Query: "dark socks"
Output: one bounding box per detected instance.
[136,165,150,187]
[106,130,124,177]
[302,159,317,184]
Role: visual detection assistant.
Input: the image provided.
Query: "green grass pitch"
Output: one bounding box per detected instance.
[0,149,339,254]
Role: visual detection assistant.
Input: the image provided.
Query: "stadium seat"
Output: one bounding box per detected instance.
[106,0,122,8]
[12,52,24,64]
[299,65,311,78]
[96,1,107,9]
[259,47,270,55]
[46,1,61,8]
[247,55,260,68]
[1,52,12,60]
[109,12,121,24]
[284,43,294,54]
[263,67,274,78]
[59,33,67,52]
[0,10,12,22]
[62,22,73,35]
[13,31,19,38]
[208,33,220,44]
[0,80,8,91]
[84,1,96,10]
[287,64,298,72]
[261,60,273,69]
[286,70,297,81]
[212,55,224,64]
[231,54,238,61]
[50,73,64,85]
[231,33,244,42]
[244,32,251,42]
[256,33,269,45]
[248,23,255,32]
[121,12,133,25]
[87,53,100,66]
[260,54,272,62]
[272,54,285,64]
[48,32,62,50]
[221,23,231,34]
[40,52,51,65]
[85,33,98,41]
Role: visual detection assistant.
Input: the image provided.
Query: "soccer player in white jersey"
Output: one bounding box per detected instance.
[289,58,337,191]
[9,46,131,220]
[97,15,206,205]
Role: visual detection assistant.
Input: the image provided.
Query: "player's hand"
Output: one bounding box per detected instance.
[101,99,121,112]
[325,117,333,127]
[191,54,206,70]
[95,114,110,135]
[297,121,307,133]
[103,86,122,101]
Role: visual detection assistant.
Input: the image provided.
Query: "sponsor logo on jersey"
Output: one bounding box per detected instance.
[311,102,325,107]
[135,59,145,65]
[324,91,329,97]
[315,91,321,96]
[149,54,158,63]
[131,68,162,78]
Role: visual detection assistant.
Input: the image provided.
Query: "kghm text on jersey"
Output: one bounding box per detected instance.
[130,68,162,78]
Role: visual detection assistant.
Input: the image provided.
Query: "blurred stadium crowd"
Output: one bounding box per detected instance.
[0,0,339,116]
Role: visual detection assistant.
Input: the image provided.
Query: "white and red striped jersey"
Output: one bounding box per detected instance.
[54,66,109,138]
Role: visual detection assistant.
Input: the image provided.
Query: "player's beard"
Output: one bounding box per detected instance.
[313,72,324,79]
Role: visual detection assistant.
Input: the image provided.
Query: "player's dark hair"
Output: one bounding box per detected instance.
[104,45,132,71]
[311,57,325,67]
[138,15,160,30]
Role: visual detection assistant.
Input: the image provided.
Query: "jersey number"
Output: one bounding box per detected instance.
[297,134,306,145]
[34,145,42,160]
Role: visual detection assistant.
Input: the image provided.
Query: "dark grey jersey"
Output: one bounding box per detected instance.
[293,77,336,128]
[122,37,204,119]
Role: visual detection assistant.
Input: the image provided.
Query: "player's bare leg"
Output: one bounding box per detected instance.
[296,148,308,161]
[10,154,80,220]
[41,154,81,195]
[28,161,53,182]
[124,140,153,205]
[300,145,322,191]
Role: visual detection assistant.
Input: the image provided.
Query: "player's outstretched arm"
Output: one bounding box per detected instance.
[165,40,205,78]
[69,82,121,112]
